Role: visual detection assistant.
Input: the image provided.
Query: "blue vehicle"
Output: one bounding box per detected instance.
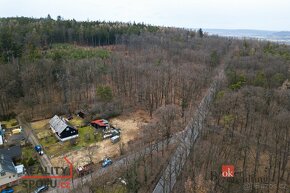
[1,188,14,193]
[34,145,44,155]
[102,158,112,168]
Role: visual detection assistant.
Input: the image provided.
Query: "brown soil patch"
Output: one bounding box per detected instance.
[50,110,151,168]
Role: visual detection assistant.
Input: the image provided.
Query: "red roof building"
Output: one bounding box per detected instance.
[91,119,109,129]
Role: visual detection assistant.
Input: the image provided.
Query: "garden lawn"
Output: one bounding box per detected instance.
[68,116,85,127]
[38,126,102,157]
[31,119,49,130]
[77,126,102,147]
[1,119,19,128]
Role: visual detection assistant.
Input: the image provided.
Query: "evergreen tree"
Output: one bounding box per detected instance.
[198,28,204,38]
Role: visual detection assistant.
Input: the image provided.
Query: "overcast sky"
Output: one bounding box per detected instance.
[0,0,289,31]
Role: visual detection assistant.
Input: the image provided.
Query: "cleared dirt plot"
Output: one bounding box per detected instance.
[110,110,151,144]
[34,110,152,168]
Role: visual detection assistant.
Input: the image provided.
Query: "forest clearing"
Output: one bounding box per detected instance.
[30,110,151,168]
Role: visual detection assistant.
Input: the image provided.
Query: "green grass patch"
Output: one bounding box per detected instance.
[36,130,52,139]
[38,126,102,156]
[39,135,58,147]
[31,119,49,130]
[1,118,19,128]
[68,116,85,127]
[38,134,66,156]
[77,126,102,147]
[22,145,37,160]
[46,43,110,61]
[21,145,43,175]
[32,117,103,157]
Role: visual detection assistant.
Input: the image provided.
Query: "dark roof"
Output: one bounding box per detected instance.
[0,154,16,174]
[77,111,86,115]
[76,109,88,114]
[8,133,25,142]
[0,145,22,159]
[0,146,21,174]
[49,115,74,134]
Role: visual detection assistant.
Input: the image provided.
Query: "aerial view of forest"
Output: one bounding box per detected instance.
[0,1,289,193]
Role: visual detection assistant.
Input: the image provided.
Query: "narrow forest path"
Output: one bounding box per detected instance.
[151,63,225,193]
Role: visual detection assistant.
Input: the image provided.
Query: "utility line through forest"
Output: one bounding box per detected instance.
[152,63,225,193]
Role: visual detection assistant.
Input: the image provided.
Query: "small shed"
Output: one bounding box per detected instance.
[91,119,110,130]
[76,109,88,119]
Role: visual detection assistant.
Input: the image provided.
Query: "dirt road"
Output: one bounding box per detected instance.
[152,64,225,193]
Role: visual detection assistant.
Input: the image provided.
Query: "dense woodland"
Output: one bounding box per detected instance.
[71,37,290,193]
[0,15,158,62]
[0,16,226,121]
[172,39,290,193]
[1,17,290,193]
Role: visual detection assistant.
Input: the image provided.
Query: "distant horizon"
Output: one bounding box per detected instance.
[205,28,289,32]
[1,15,289,33]
[1,0,289,31]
